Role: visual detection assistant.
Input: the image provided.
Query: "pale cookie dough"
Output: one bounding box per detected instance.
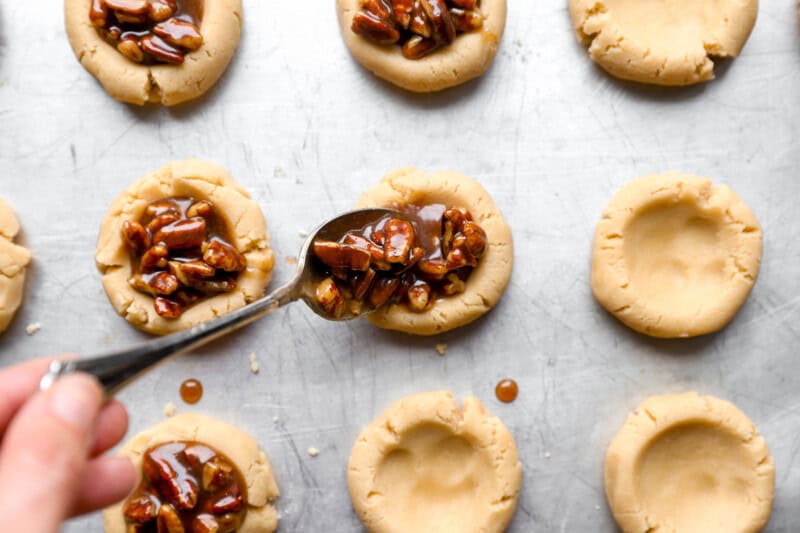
[591,173,761,338]
[104,413,279,533]
[568,0,758,86]
[65,0,243,105]
[356,168,513,335]
[348,391,522,533]
[96,159,275,335]
[605,392,774,533]
[336,0,507,92]
[0,198,32,334]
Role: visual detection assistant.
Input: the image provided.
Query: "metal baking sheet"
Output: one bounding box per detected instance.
[1,2,798,531]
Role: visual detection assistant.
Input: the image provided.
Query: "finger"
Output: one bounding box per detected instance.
[0,357,57,434]
[0,373,103,532]
[70,456,137,517]
[90,400,129,457]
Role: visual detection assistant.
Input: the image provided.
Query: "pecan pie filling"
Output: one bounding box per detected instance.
[122,197,247,319]
[90,0,204,64]
[351,0,485,59]
[313,204,487,317]
[123,441,247,533]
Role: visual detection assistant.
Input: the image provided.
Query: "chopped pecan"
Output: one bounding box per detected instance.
[148,272,180,296]
[316,277,345,317]
[154,18,204,51]
[141,243,170,271]
[202,457,233,491]
[417,258,448,281]
[204,483,244,514]
[449,7,484,33]
[122,221,151,252]
[141,34,185,64]
[89,0,108,27]
[123,494,157,523]
[408,2,432,38]
[185,277,237,294]
[449,0,477,8]
[351,11,401,45]
[314,241,371,271]
[186,200,213,218]
[192,515,220,533]
[146,200,181,217]
[407,282,431,311]
[202,240,247,272]
[403,35,440,59]
[153,218,207,250]
[391,0,414,28]
[352,268,377,300]
[143,444,199,510]
[154,296,182,318]
[117,36,144,63]
[148,212,182,233]
[169,260,216,285]
[363,0,394,18]
[441,273,466,295]
[420,0,455,43]
[383,219,415,264]
[148,0,177,22]
[105,0,149,15]
[157,503,186,533]
[459,220,487,258]
[367,277,400,307]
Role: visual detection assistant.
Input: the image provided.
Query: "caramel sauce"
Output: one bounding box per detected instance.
[180,378,203,404]
[495,379,518,403]
[123,441,247,532]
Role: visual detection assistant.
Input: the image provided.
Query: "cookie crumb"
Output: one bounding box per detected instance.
[272,416,280,424]
[273,166,286,178]
[25,322,41,336]
[163,401,176,417]
[307,447,320,457]
[285,256,297,265]
[298,229,309,238]
[544,451,551,459]
[595,505,601,511]
[435,343,447,356]
[248,352,260,374]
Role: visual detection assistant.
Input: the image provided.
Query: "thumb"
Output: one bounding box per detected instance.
[0,373,103,533]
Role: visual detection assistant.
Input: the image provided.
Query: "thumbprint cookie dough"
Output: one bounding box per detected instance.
[337,0,507,92]
[65,0,243,105]
[591,173,761,338]
[96,159,275,335]
[348,391,522,533]
[605,393,774,533]
[104,413,279,533]
[313,167,512,335]
[568,0,758,86]
[0,198,32,334]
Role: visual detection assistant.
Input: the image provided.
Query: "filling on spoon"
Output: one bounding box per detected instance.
[312,204,488,318]
[121,197,248,319]
[351,0,485,59]
[122,441,247,533]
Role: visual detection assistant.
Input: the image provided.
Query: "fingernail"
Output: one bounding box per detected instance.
[48,374,103,434]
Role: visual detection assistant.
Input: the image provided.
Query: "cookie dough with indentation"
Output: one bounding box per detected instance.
[0,198,32,334]
[65,0,242,105]
[356,168,513,335]
[348,391,522,533]
[568,0,758,86]
[96,159,274,335]
[103,413,279,533]
[591,173,761,338]
[336,0,507,92]
[605,392,774,533]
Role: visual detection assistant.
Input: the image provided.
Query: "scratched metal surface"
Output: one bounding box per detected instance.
[1,1,799,531]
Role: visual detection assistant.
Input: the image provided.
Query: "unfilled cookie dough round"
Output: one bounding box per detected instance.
[605,392,774,533]
[348,391,522,533]
[591,173,761,338]
[356,168,513,335]
[336,0,507,92]
[568,0,758,86]
[104,413,279,533]
[0,198,32,334]
[65,0,243,105]
[96,159,275,335]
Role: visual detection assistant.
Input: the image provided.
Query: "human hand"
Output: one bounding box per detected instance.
[0,357,136,532]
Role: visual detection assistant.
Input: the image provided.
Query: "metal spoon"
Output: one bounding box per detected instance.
[39,208,400,394]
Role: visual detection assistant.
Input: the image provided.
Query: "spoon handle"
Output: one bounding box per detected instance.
[40,281,297,395]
